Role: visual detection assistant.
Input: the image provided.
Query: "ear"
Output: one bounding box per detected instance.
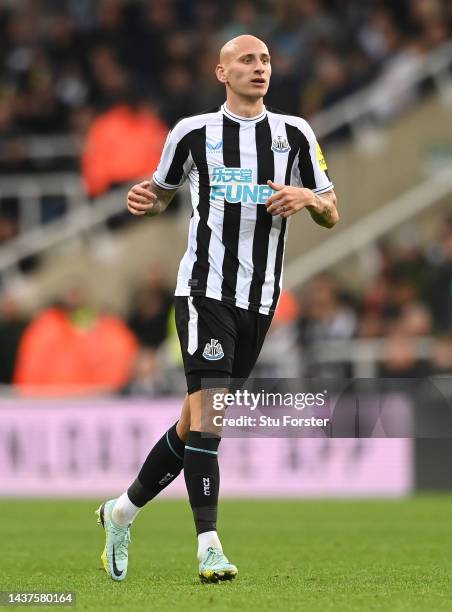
[215,64,228,84]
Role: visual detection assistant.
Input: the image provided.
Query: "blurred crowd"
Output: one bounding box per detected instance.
[0,0,451,251]
[0,0,451,173]
[0,0,451,394]
[2,212,452,396]
[296,213,452,379]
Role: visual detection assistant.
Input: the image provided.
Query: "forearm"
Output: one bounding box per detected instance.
[305,190,339,228]
[145,180,178,217]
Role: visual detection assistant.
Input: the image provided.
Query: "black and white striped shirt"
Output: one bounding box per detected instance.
[153,103,333,315]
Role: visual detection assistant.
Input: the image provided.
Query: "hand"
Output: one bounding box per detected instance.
[265,180,315,218]
[127,180,157,216]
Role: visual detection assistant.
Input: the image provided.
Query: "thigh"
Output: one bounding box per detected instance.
[232,310,273,379]
[175,296,238,392]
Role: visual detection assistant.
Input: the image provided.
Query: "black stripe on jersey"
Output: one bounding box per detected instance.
[248,118,274,310]
[284,123,301,180]
[270,123,300,312]
[270,123,299,312]
[297,132,316,190]
[267,107,326,192]
[164,134,190,186]
[221,117,241,301]
[188,126,211,295]
[163,107,220,186]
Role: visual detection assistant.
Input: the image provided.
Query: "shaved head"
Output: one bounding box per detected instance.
[216,34,271,109]
[219,35,269,66]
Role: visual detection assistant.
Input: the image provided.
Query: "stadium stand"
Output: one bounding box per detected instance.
[1,0,452,393]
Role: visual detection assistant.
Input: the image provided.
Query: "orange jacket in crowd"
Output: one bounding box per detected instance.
[14,308,137,395]
[82,104,169,198]
[274,290,300,324]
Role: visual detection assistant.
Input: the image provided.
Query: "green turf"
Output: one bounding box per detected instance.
[1,496,452,611]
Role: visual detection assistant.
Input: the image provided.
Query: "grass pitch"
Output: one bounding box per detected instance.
[2,496,452,611]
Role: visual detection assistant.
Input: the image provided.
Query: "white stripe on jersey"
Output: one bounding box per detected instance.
[176,173,200,292]
[259,116,288,315]
[233,121,258,311]
[275,115,334,194]
[205,120,225,302]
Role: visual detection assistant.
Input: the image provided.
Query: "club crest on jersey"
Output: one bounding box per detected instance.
[202,338,224,361]
[206,140,223,153]
[271,136,291,153]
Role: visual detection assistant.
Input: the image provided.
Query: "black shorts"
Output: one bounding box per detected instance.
[175,296,273,394]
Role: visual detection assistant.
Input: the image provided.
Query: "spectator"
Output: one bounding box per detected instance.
[160,64,196,126]
[300,275,357,345]
[81,100,168,198]
[379,330,429,377]
[257,289,301,378]
[120,347,172,397]
[398,302,432,337]
[0,0,449,180]
[0,292,28,384]
[425,228,452,331]
[299,274,357,377]
[430,335,452,375]
[0,213,18,246]
[14,283,137,395]
[127,264,173,350]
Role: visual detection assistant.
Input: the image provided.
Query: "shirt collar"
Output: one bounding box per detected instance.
[221,103,267,124]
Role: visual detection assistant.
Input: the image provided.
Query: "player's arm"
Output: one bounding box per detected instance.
[265,117,338,227]
[127,179,177,217]
[305,188,338,228]
[265,183,339,228]
[127,119,192,217]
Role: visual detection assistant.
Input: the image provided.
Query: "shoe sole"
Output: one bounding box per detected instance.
[199,569,238,583]
[95,503,109,576]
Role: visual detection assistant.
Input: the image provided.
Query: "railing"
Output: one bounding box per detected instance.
[0,179,129,275]
[306,336,436,378]
[284,166,452,291]
[258,335,437,379]
[311,39,452,139]
[0,335,441,397]
[21,134,79,161]
[0,173,82,235]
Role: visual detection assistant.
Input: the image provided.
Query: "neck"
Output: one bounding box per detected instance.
[225,93,265,118]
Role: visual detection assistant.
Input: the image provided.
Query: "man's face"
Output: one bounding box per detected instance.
[218,44,271,99]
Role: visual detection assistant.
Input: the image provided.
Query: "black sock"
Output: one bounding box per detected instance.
[127,422,185,507]
[184,430,221,535]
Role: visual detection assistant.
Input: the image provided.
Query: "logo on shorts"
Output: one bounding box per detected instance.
[271,136,291,153]
[202,338,224,361]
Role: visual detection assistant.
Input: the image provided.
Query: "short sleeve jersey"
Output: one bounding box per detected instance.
[153,103,333,315]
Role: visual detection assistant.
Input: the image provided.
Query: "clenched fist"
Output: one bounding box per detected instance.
[127,181,157,216]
